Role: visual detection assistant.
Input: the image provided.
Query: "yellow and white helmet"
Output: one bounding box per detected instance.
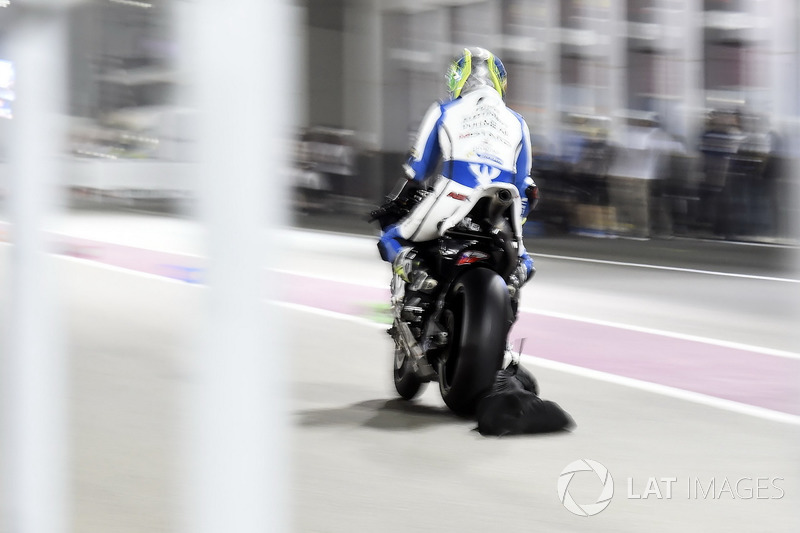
[446,47,507,99]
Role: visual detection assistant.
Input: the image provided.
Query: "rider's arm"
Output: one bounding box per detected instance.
[512,115,536,281]
[513,115,535,218]
[403,102,444,182]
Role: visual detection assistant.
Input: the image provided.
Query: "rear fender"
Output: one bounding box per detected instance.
[437,182,523,241]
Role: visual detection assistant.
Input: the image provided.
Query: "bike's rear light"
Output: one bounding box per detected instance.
[456,250,489,265]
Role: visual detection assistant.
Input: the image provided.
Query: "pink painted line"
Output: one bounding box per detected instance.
[295,278,800,415]
[281,272,387,317]
[53,232,207,283]
[0,222,205,283]
[4,225,797,416]
[509,313,800,415]
[277,273,800,416]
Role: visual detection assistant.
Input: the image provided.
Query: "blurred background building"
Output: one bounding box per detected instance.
[0,0,798,242]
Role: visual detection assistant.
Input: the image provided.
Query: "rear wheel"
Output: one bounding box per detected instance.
[438,268,511,416]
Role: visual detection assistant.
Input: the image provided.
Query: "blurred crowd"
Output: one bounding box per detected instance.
[292,110,795,244]
[530,109,790,242]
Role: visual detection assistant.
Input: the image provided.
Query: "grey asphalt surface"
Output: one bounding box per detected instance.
[294,208,800,278]
[1,210,798,532]
[291,308,799,533]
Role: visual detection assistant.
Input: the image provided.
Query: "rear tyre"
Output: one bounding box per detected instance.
[438,268,511,416]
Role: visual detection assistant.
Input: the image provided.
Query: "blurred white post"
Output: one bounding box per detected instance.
[681,0,703,143]
[1,4,69,533]
[344,0,382,151]
[608,0,626,138]
[544,0,560,141]
[183,1,291,533]
[769,0,796,127]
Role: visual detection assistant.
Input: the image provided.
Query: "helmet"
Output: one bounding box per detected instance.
[446,47,507,99]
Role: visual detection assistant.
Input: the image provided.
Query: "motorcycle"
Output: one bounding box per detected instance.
[372,180,526,415]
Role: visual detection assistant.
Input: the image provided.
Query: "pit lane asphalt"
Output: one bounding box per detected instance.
[3,247,792,533]
[1,208,798,532]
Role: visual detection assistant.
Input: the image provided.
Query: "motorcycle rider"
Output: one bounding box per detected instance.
[376,47,538,309]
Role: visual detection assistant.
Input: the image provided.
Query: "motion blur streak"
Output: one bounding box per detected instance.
[182,2,293,533]
[1,5,69,533]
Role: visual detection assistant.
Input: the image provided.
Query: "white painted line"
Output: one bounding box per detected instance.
[520,353,800,426]
[10,248,796,426]
[519,307,800,360]
[276,301,800,426]
[275,301,385,327]
[676,237,794,248]
[17,241,792,361]
[273,270,800,360]
[534,253,800,283]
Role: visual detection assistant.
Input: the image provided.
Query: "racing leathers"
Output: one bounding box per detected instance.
[377,86,536,285]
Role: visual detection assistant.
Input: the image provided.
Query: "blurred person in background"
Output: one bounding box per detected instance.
[697,109,745,238]
[726,113,780,238]
[372,47,538,316]
[559,114,612,207]
[572,118,612,207]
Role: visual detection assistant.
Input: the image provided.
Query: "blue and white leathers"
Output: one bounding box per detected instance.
[378,86,535,277]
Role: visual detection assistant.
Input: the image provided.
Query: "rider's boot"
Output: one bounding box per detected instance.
[391,247,438,328]
[390,246,415,306]
[504,261,535,368]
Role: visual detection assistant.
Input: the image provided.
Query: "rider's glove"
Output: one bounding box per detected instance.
[525,182,540,211]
